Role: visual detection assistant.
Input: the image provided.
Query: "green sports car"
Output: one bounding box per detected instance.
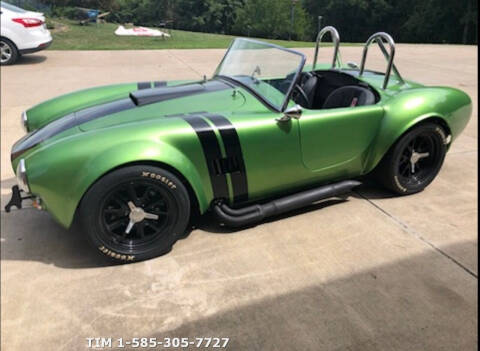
[6,27,472,262]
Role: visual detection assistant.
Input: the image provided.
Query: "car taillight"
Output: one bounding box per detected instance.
[12,18,44,28]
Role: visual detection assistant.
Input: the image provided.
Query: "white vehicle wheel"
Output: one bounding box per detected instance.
[0,38,19,65]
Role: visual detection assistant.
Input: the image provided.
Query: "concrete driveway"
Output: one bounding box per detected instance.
[1,45,477,351]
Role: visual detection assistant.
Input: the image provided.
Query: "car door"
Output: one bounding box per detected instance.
[298,104,384,176]
[224,110,310,204]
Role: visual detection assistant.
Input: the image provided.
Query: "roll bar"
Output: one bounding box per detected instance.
[313,26,341,70]
[359,32,404,89]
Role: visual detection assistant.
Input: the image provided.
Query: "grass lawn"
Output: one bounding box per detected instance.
[48,19,359,50]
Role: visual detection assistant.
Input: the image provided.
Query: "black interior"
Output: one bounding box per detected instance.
[292,70,379,110]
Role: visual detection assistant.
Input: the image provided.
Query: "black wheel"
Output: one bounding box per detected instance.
[0,38,19,65]
[376,123,448,194]
[79,166,190,262]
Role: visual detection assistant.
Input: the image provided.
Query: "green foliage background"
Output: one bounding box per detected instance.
[10,0,478,44]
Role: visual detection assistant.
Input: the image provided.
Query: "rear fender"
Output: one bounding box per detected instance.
[364,87,472,172]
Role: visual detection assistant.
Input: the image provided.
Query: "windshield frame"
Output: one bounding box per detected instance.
[213,38,306,112]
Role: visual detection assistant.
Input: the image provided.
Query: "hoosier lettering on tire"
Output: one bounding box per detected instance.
[79,166,190,262]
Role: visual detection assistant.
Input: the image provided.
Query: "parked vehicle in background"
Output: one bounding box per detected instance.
[0,1,52,65]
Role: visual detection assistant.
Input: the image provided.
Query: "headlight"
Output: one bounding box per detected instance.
[21,111,28,132]
[16,159,30,193]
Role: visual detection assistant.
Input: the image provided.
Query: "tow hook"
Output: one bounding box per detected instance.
[4,185,33,213]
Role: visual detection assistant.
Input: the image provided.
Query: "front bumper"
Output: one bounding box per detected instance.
[15,159,30,193]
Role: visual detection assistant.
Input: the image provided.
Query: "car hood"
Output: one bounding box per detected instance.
[24,79,243,132]
[12,79,246,160]
[77,80,245,132]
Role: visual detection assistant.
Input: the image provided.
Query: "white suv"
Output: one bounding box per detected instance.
[0,1,52,65]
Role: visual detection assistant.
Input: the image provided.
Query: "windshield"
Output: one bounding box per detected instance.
[214,38,305,111]
[0,1,27,12]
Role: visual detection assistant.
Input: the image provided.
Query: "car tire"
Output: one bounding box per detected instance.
[79,165,191,262]
[0,38,19,65]
[375,122,448,195]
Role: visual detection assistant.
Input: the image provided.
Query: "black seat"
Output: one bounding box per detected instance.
[322,85,375,109]
[300,75,318,109]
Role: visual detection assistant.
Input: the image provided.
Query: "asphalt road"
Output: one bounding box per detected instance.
[1,45,477,351]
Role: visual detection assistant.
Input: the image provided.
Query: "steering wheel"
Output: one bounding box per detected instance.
[292,84,310,107]
[291,72,314,107]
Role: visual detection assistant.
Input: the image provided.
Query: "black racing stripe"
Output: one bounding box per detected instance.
[11,99,136,160]
[153,81,167,87]
[75,99,135,125]
[164,113,187,118]
[137,81,151,90]
[164,111,208,118]
[182,116,229,200]
[11,113,77,160]
[203,114,248,203]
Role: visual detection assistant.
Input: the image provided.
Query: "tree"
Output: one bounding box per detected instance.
[233,0,310,40]
[173,0,244,33]
[303,0,477,44]
[34,0,478,43]
[302,0,397,42]
[104,0,173,26]
[401,0,477,44]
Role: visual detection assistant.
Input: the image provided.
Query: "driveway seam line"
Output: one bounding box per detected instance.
[354,191,478,279]
[449,150,477,155]
[167,50,203,77]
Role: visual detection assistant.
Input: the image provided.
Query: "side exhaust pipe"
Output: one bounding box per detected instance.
[213,180,361,227]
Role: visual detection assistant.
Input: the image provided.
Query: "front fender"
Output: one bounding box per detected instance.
[365,87,472,172]
[73,140,210,215]
[27,136,211,228]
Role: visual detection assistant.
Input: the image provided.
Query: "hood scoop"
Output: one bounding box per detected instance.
[129,80,230,107]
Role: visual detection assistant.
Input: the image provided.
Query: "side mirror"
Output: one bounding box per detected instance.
[276,105,302,122]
